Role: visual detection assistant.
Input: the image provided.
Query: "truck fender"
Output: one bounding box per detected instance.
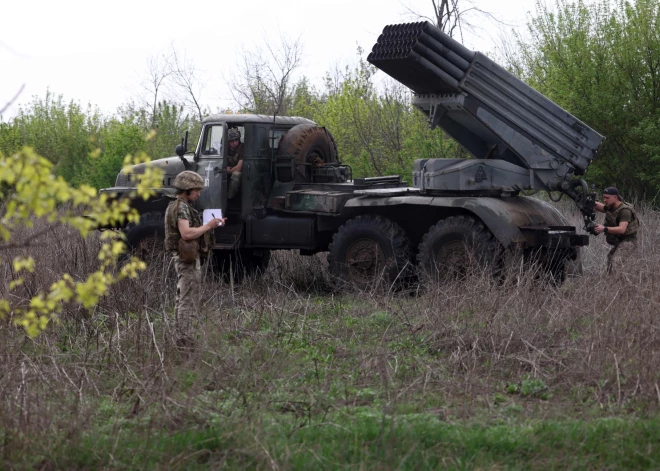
[343,195,571,249]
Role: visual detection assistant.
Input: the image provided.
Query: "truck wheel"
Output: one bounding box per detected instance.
[211,249,271,283]
[328,215,411,290]
[123,212,165,260]
[417,215,501,282]
[277,124,338,182]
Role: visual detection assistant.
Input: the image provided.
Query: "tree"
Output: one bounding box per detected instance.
[228,34,304,115]
[86,119,148,189]
[404,0,508,40]
[314,49,457,178]
[0,147,163,336]
[170,47,208,123]
[0,91,103,186]
[138,53,173,129]
[126,48,205,160]
[507,0,660,198]
[290,77,322,120]
[120,100,202,161]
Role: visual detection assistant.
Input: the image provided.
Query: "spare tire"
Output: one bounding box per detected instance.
[276,124,338,182]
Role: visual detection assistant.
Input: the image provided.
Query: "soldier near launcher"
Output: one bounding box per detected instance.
[593,187,639,274]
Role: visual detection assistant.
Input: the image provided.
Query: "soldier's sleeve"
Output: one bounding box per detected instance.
[177,202,192,222]
[618,209,633,224]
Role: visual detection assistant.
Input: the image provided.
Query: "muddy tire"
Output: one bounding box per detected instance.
[417,215,501,282]
[123,212,166,260]
[277,124,338,182]
[211,248,271,283]
[328,215,411,291]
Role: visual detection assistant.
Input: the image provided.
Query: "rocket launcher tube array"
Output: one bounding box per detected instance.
[367,22,475,84]
[367,21,605,170]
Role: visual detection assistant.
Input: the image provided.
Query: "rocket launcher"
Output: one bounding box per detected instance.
[367,22,605,231]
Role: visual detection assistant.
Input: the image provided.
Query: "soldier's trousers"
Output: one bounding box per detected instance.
[607,240,637,274]
[228,172,241,199]
[173,255,201,336]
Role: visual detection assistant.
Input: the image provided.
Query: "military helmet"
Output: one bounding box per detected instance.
[228,128,241,141]
[173,171,204,191]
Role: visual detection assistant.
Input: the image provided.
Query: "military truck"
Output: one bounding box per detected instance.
[100,21,604,288]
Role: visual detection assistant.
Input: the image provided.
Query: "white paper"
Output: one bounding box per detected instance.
[202,209,222,225]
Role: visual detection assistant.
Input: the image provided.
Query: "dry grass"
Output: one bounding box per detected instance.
[1,203,660,467]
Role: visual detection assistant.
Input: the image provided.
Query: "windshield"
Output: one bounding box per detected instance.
[201,125,223,156]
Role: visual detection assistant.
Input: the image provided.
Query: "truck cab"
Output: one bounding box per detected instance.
[190,115,321,249]
[101,114,360,275]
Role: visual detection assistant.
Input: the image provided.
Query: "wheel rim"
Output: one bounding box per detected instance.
[435,241,469,278]
[345,238,385,284]
[299,147,325,179]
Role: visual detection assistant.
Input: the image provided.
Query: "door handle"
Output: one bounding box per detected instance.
[247,163,251,181]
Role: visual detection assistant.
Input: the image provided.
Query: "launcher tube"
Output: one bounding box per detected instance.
[412,42,465,81]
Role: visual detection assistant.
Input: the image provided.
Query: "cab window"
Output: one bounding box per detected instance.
[269,129,288,149]
[202,125,223,155]
[228,126,245,143]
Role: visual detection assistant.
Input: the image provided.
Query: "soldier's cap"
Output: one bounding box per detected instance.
[173,170,205,191]
[603,187,619,196]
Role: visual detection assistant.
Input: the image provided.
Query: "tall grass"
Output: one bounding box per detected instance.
[1,204,660,468]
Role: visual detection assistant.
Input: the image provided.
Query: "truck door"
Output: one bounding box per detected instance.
[240,124,285,218]
[197,123,247,248]
[197,123,226,211]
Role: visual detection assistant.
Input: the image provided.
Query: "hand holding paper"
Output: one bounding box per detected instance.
[203,209,226,227]
[203,209,222,225]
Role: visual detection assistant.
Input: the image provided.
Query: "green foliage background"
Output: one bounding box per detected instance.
[509,0,660,200]
[0,94,198,190]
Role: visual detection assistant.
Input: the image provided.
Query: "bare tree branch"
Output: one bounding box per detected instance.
[401,0,517,40]
[1,84,25,117]
[169,47,206,122]
[227,34,304,115]
[140,54,173,128]
[0,39,26,58]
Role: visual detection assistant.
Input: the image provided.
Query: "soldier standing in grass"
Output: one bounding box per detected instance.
[593,187,639,274]
[226,128,243,199]
[164,171,225,344]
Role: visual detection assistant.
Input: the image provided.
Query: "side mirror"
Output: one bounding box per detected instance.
[175,131,191,169]
[175,144,185,157]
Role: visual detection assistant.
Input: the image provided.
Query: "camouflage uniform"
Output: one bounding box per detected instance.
[227,128,243,199]
[604,202,639,274]
[165,197,203,337]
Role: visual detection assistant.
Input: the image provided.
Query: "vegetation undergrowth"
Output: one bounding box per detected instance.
[2,206,660,469]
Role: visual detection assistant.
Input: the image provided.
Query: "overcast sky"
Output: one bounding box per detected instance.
[1,0,544,120]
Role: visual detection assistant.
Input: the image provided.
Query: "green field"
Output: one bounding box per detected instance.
[9,411,660,469]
